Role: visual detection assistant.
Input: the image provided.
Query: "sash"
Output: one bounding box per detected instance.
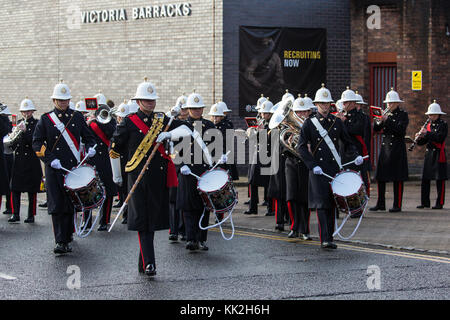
[90,121,110,147]
[47,112,80,162]
[427,123,446,163]
[127,114,178,187]
[311,117,343,170]
[355,135,369,159]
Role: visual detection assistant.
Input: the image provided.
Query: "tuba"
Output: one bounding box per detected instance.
[269,99,304,158]
[3,120,26,154]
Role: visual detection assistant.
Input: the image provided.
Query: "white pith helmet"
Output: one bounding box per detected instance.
[115,101,130,117]
[256,94,267,110]
[51,80,72,100]
[340,87,360,103]
[132,77,159,101]
[186,91,205,109]
[293,95,312,112]
[19,98,37,112]
[313,83,334,103]
[383,88,404,103]
[208,103,225,116]
[94,92,108,105]
[425,100,446,115]
[282,89,295,102]
[75,99,88,113]
[127,99,139,113]
[355,91,368,105]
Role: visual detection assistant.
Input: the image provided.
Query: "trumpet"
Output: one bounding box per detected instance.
[408,119,430,151]
[374,106,392,125]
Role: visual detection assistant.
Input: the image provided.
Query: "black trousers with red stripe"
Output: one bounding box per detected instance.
[99,196,113,225]
[274,198,288,225]
[11,192,37,218]
[316,208,336,243]
[287,201,310,235]
[169,202,185,236]
[138,230,155,270]
[421,179,446,207]
[375,181,404,209]
[1,193,12,212]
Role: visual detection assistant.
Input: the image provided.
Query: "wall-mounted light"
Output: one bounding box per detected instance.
[446,24,450,37]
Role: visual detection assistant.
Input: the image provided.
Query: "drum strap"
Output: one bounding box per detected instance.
[89,121,110,147]
[47,112,80,162]
[311,117,343,170]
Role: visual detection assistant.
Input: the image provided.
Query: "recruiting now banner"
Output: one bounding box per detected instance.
[239,26,326,116]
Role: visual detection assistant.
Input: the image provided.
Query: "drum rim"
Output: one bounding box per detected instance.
[197,168,230,193]
[330,169,363,196]
[64,163,98,191]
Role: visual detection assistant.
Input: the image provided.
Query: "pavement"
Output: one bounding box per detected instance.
[3,178,449,255]
[226,178,450,254]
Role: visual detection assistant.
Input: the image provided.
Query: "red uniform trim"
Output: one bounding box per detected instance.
[46,113,80,151]
[90,122,110,147]
[287,201,294,230]
[138,233,146,269]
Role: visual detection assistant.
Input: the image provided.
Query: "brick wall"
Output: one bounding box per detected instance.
[0,0,223,117]
[351,0,449,174]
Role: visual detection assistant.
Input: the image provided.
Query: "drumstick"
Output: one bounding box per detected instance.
[342,155,369,167]
[211,150,231,171]
[109,118,174,232]
[76,144,98,169]
[60,166,80,176]
[189,172,202,180]
[321,172,335,180]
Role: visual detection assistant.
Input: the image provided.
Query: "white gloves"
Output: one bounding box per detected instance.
[51,159,62,170]
[220,154,228,164]
[313,166,323,175]
[87,147,96,158]
[180,165,191,176]
[355,155,364,166]
[55,123,65,132]
[17,121,26,132]
[156,132,172,143]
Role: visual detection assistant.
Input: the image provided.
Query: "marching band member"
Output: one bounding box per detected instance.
[245,99,273,216]
[86,104,117,231]
[32,81,97,254]
[75,99,90,120]
[415,101,447,209]
[8,98,43,223]
[370,88,409,213]
[109,79,186,276]
[168,94,188,241]
[285,95,312,239]
[337,88,370,193]
[176,92,215,251]
[298,84,362,249]
[268,100,288,231]
[355,91,372,195]
[216,101,239,181]
[113,101,130,223]
[0,102,13,215]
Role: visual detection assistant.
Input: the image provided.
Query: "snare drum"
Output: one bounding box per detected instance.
[64,164,105,211]
[330,170,368,218]
[197,168,238,213]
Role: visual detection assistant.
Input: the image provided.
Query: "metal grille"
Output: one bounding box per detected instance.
[369,64,397,169]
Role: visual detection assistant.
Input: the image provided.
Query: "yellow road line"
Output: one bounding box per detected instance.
[211,228,450,264]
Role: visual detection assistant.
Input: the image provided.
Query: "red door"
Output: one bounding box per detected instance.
[369,63,397,169]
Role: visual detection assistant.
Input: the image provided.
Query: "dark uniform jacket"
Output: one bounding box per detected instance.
[248,120,271,187]
[32,107,96,215]
[0,115,12,195]
[87,118,117,197]
[373,107,409,182]
[298,112,359,209]
[284,151,309,204]
[110,110,185,232]
[215,117,239,180]
[176,117,215,212]
[10,117,42,193]
[417,118,448,181]
[267,143,287,201]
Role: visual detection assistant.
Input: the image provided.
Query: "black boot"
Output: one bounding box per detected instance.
[8,215,20,223]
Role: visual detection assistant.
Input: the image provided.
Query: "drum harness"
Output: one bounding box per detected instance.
[310,117,368,240]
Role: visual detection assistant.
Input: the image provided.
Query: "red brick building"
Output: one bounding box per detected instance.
[350,0,449,174]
